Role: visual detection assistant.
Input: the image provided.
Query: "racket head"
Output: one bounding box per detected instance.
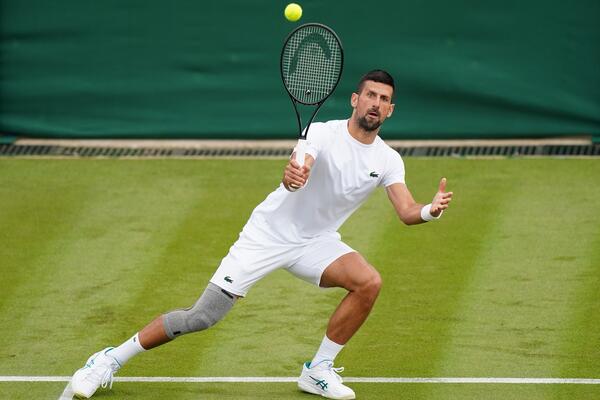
[280,23,344,106]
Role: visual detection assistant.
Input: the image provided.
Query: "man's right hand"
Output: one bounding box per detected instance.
[282,155,313,191]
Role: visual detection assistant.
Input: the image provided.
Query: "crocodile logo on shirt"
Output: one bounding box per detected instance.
[369,171,379,178]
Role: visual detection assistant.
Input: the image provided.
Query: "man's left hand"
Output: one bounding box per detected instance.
[430,177,453,217]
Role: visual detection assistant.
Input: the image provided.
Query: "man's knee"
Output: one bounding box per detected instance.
[356,269,382,302]
[163,283,236,339]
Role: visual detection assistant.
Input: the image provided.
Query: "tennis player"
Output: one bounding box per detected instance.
[71,69,453,400]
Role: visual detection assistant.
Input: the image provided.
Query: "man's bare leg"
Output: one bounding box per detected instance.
[298,252,379,399]
[320,251,382,344]
[138,315,171,349]
[306,251,381,366]
[111,283,237,363]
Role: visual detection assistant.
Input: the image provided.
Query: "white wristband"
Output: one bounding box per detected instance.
[421,204,442,222]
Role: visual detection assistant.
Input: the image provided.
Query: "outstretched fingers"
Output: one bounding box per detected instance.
[434,192,453,210]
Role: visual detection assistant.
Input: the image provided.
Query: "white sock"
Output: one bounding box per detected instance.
[108,333,146,365]
[310,335,344,367]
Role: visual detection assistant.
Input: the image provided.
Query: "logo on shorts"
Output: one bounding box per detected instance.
[369,171,379,178]
[224,276,234,283]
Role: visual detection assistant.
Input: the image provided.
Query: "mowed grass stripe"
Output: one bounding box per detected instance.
[559,219,600,379]
[558,161,600,380]
[0,160,210,374]
[438,159,600,378]
[0,161,94,310]
[0,161,105,373]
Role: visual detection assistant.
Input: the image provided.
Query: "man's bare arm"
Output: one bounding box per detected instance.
[386,178,453,224]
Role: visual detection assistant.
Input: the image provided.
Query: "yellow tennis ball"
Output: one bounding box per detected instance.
[284,3,302,22]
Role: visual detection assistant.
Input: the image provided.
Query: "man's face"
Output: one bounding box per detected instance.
[351,81,395,132]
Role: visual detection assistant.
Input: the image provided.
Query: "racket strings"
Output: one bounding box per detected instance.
[282,25,342,104]
[285,28,340,100]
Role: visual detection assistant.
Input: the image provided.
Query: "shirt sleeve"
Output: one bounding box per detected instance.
[294,122,329,161]
[380,148,406,187]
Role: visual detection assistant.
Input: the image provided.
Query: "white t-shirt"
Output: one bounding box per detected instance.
[247,119,406,243]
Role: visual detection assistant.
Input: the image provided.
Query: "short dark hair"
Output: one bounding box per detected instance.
[357,69,395,97]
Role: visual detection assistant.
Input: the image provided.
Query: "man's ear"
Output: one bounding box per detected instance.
[351,92,358,108]
[387,103,395,118]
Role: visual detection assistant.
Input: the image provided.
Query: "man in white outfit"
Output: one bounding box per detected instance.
[71,70,453,400]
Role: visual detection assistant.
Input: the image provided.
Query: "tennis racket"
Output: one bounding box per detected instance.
[280,23,344,167]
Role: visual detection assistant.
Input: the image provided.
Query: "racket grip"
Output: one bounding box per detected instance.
[295,139,306,167]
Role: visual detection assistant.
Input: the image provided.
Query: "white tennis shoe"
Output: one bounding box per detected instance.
[71,347,121,399]
[298,360,356,399]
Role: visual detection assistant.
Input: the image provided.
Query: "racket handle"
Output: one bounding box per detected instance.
[295,139,306,167]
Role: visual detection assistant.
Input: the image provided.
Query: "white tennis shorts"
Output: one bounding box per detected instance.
[210,218,354,297]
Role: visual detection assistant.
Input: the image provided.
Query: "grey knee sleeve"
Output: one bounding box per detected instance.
[163,283,236,339]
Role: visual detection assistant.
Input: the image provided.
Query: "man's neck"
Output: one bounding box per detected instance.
[347,118,379,145]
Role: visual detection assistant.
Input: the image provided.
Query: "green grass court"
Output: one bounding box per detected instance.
[1,158,599,399]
